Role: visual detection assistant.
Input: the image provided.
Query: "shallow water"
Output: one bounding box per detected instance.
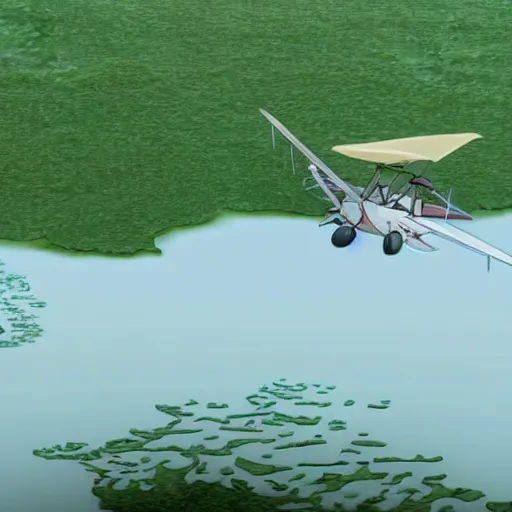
[1,213,512,511]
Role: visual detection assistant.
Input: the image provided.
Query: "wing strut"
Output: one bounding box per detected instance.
[444,188,452,220]
[259,108,362,202]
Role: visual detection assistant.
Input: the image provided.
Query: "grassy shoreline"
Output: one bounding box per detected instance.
[1,0,511,255]
[0,207,509,259]
[0,207,508,258]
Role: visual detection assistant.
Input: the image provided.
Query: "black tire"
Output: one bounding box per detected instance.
[331,226,357,248]
[383,231,404,255]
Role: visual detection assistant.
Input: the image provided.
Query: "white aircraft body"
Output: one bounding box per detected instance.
[259,108,512,271]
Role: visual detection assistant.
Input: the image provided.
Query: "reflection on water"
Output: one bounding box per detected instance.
[0,213,512,511]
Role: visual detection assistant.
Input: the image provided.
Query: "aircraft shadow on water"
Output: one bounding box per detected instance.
[260,109,512,272]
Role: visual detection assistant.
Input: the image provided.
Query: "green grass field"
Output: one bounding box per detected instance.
[1,0,511,254]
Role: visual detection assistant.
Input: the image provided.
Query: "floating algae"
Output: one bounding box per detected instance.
[272,413,321,426]
[262,419,285,427]
[103,438,148,454]
[274,439,327,450]
[396,481,485,508]
[0,261,46,347]
[185,399,199,406]
[351,440,387,448]
[297,460,349,467]
[422,474,447,483]
[130,425,203,440]
[312,466,389,493]
[108,460,139,468]
[258,401,277,410]
[383,471,413,485]
[207,402,229,409]
[155,405,194,417]
[374,455,443,463]
[227,412,272,419]
[219,426,264,433]
[195,416,230,425]
[32,378,510,512]
[344,400,355,406]
[358,432,369,437]
[368,403,390,410]
[81,462,111,479]
[328,419,347,431]
[234,457,292,476]
[486,503,512,511]
[341,448,362,455]
[245,394,270,406]
[51,442,88,452]
[269,381,307,392]
[295,401,332,408]
[264,480,289,492]
[195,462,208,474]
[230,478,255,492]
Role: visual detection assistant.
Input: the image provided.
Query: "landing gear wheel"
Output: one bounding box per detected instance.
[331,226,357,248]
[383,231,404,255]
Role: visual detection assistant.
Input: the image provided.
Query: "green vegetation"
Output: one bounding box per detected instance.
[0,260,47,348]
[297,461,349,467]
[274,439,327,450]
[328,419,347,432]
[207,403,229,410]
[32,379,512,511]
[368,403,390,410]
[235,457,292,477]
[351,440,387,448]
[374,455,444,463]
[295,401,332,408]
[341,448,362,455]
[1,0,510,255]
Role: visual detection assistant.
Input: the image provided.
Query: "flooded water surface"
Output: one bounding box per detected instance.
[0,213,511,511]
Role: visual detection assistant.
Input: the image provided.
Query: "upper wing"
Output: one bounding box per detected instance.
[259,109,361,202]
[400,216,512,266]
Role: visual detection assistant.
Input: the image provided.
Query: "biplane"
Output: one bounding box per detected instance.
[259,108,512,271]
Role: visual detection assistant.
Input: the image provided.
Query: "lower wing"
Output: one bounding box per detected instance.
[404,235,438,253]
[400,216,512,267]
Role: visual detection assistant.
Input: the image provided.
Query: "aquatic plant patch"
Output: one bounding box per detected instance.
[0,259,46,348]
[33,379,512,511]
